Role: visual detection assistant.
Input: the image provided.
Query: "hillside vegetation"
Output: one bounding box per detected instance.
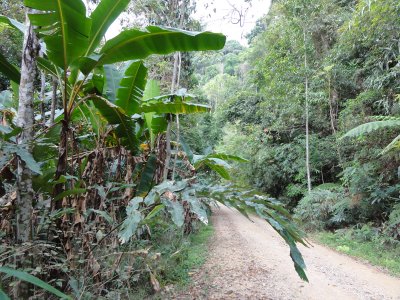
[185,0,400,264]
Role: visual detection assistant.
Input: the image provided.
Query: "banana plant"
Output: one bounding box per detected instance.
[6,0,225,198]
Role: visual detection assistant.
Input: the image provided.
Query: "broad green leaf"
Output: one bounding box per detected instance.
[118,205,142,244]
[290,245,308,281]
[205,153,248,162]
[144,180,188,205]
[154,180,188,193]
[150,115,168,135]
[0,288,10,300]
[73,100,105,138]
[0,51,20,83]
[4,128,22,141]
[143,80,161,148]
[144,204,165,221]
[91,97,139,152]
[295,264,309,282]
[183,189,208,225]
[104,65,123,102]
[144,189,160,206]
[193,153,248,179]
[143,79,160,101]
[37,57,60,78]
[50,175,79,185]
[25,0,91,70]
[204,161,230,179]
[82,73,105,95]
[180,136,194,163]
[86,209,113,225]
[10,81,19,103]
[0,15,25,33]
[163,199,184,227]
[116,61,148,115]
[0,267,71,299]
[140,95,210,114]
[258,209,308,281]
[54,188,86,202]
[99,26,226,65]
[194,157,231,180]
[1,144,42,175]
[76,54,102,75]
[0,91,14,109]
[136,154,157,197]
[87,0,130,54]
[129,196,144,210]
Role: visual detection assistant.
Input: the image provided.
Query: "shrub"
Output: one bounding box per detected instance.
[383,203,400,243]
[294,185,352,230]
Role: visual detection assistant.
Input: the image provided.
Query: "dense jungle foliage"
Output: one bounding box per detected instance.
[1,0,400,298]
[184,0,400,255]
[0,0,311,299]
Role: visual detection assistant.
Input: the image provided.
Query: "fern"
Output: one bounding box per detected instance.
[342,119,400,138]
[369,116,400,121]
[381,134,400,154]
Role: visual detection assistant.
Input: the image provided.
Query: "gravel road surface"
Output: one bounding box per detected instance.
[173,205,400,300]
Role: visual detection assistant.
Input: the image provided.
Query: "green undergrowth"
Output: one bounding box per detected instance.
[132,221,214,299]
[170,222,214,286]
[312,230,400,276]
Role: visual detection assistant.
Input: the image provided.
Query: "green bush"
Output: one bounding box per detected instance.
[294,185,352,230]
[383,203,400,243]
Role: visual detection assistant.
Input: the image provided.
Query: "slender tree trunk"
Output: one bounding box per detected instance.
[328,80,335,134]
[326,74,344,168]
[172,115,180,180]
[172,52,183,180]
[163,1,187,181]
[163,117,172,181]
[304,29,312,193]
[40,71,46,124]
[14,9,40,299]
[162,56,177,180]
[50,76,58,125]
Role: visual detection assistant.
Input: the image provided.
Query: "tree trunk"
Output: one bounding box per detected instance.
[53,119,69,210]
[172,52,183,180]
[163,1,187,181]
[40,71,46,124]
[14,9,40,299]
[50,76,58,125]
[328,76,338,135]
[304,29,312,193]
[163,52,179,180]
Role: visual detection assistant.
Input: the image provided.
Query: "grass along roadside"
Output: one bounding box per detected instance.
[175,223,214,285]
[132,222,214,299]
[312,231,400,276]
[157,222,214,291]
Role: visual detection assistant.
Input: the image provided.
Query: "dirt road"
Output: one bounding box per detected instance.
[175,205,400,300]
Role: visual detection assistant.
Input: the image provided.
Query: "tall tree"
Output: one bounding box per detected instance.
[304,29,312,192]
[14,7,40,299]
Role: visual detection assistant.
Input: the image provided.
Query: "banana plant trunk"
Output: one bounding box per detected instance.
[53,117,69,210]
[14,8,40,299]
